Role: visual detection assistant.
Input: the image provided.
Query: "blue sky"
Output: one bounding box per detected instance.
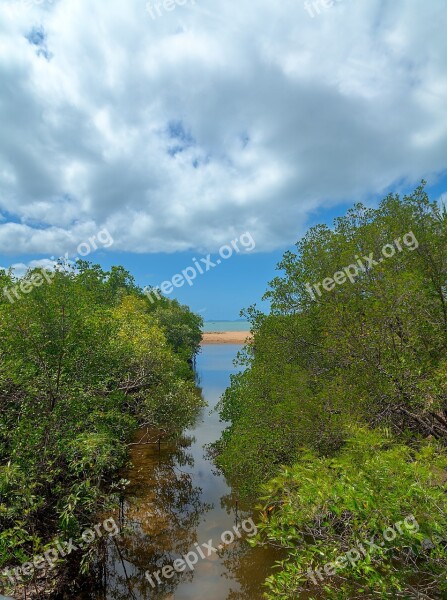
[1,0,447,319]
[2,177,446,320]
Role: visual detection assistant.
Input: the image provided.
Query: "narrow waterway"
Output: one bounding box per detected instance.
[91,344,281,600]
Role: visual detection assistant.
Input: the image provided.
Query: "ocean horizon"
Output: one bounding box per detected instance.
[202,320,250,332]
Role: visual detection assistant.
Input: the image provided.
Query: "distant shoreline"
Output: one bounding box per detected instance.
[201,331,252,345]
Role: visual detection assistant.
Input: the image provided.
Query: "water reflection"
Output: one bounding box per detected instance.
[87,344,280,600]
[93,435,212,600]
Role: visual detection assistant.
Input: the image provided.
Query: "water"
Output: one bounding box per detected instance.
[88,344,280,599]
[202,321,250,333]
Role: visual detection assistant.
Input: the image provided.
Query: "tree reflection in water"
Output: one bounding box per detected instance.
[91,433,212,600]
[215,497,286,600]
[76,344,283,600]
[218,538,285,600]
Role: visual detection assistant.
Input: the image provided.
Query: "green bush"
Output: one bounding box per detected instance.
[0,262,203,593]
[255,429,447,599]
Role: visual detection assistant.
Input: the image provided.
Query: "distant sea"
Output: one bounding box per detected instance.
[202,320,250,332]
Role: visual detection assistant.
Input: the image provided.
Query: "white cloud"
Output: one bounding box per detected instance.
[7,258,56,277]
[1,0,447,255]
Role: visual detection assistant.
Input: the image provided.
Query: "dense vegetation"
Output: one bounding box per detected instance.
[216,183,447,598]
[0,262,203,597]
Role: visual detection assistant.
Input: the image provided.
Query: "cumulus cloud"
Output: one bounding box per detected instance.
[1,0,447,255]
[5,258,56,277]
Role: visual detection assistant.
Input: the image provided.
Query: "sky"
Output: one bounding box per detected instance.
[1,0,447,319]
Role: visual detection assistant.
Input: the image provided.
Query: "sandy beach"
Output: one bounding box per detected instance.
[201,331,252,345]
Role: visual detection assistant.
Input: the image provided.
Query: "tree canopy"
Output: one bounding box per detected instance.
[216,183,447,598]
[0,262,203,596]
